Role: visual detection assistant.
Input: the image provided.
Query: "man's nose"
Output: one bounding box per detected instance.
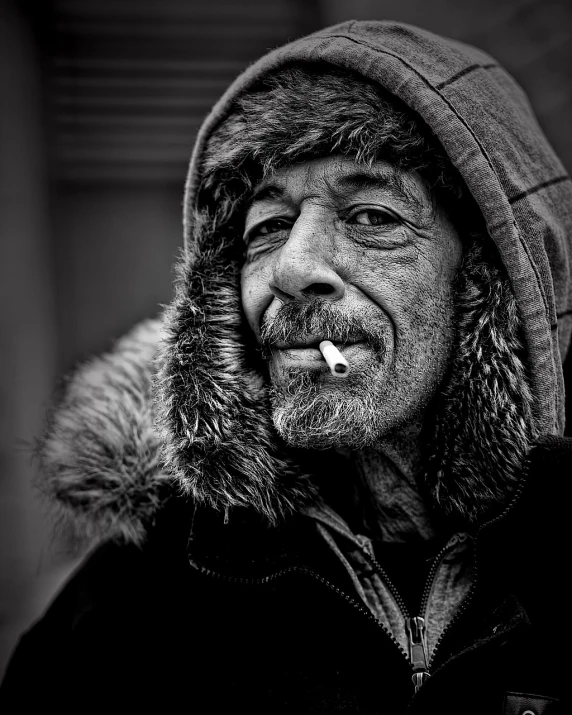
[269,212,345,302]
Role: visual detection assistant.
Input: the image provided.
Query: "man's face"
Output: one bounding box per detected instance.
[241,156,463,449]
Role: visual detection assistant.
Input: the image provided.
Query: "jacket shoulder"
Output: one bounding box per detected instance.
[479,434,571,620]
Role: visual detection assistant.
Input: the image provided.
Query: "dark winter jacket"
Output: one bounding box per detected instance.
[1,436,570,713]
[2,20,572,714]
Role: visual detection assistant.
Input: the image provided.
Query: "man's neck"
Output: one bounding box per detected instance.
[342,420,437,543]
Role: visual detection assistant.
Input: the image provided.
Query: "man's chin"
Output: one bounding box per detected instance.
[268,359,398,450]
[270,394,384,451]
[273,422,348,451]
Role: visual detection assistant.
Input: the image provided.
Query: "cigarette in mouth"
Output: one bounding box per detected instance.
[319,340,349,378]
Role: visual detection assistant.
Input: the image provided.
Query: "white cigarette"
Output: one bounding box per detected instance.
[319,340,349,378]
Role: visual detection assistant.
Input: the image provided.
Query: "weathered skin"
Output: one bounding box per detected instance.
[241,156,463,540]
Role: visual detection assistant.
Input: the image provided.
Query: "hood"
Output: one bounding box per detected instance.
[40,21,572,545]
[183,20,571,430]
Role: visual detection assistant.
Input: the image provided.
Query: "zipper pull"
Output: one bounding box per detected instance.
[407,616,430,693]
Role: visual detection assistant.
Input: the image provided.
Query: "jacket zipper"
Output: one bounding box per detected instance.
[357,534,462,694]
[407,616,430,693]
[190,470,529,700]
[420,475,530,688]
[190,558,410,669]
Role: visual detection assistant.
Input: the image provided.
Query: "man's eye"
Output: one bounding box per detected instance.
[349,209,398,227]
[249,218,291,239]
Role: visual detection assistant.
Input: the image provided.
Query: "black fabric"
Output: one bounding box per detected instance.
[0,436,569,714]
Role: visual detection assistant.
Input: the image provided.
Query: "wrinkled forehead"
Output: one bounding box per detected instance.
[248,156,430,213]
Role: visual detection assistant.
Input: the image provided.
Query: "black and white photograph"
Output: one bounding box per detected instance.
[1,0,571,712]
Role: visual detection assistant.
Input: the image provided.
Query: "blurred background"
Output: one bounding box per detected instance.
[1,0,571,677]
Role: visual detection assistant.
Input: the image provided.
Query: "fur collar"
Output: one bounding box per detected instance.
[38,313,317,547]
[39,320,171,546]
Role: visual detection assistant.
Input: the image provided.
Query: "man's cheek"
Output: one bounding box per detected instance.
[241,265,272,339]
[395,285,456,368]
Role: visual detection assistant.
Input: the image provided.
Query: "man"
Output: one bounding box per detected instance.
[1,20,571,714]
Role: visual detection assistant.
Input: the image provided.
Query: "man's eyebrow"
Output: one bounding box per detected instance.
[334,170,418,206]
[249,183,284,206]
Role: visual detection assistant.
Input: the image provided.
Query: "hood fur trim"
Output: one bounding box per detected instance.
[38,241,532,543]
[428,241,535,524]
[154,248,317,524]
[38,320,172,546]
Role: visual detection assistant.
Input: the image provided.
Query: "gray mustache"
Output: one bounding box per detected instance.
[260,301,386,359]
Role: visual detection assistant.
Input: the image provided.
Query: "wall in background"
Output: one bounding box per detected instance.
[1,0,59,679]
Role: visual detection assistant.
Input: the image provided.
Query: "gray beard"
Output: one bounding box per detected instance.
[262,300,392,449]
[269,362,387,450]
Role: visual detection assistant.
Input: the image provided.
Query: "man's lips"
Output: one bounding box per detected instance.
[273,336,365,350]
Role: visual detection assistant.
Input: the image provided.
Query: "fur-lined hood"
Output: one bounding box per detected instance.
[40,22,572,545]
